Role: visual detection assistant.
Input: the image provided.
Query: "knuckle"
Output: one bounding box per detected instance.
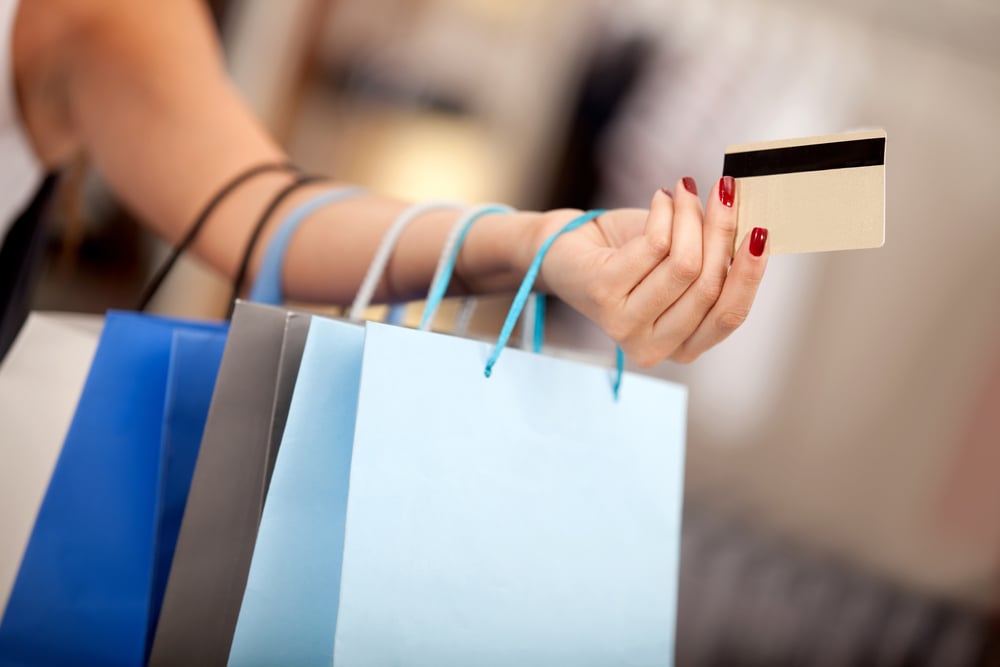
[631,346,663,369]
[740,270,763,291]
[646,231,671,257]
[671,347,701,365]
[601,313,633,343]
[716,307,750,333]
[695,275,724,308]
[732,263,764,290]
[670,254,702,284]
[586,280,613,307]
[715,211,738,235]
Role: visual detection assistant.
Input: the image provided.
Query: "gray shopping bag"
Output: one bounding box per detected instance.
[149,301,310,666]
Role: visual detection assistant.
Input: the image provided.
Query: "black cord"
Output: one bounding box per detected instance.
[136,160,298,310]
[226,173,328,318]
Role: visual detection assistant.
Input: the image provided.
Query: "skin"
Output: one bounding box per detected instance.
[12,0,769,367]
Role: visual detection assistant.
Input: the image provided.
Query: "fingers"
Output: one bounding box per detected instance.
[699,175,739,285]
[593,188,675,293]
[644,176,739,351]
[560,178,764,368]
[617,178,705,333]
[670,225,769,363]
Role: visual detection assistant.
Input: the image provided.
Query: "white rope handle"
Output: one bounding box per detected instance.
[349,200,466,320]
[453,299,477,336]
[521,294,540,351]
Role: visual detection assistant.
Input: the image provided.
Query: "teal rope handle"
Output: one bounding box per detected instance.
[532,294,546,354]
[419,203,547,353]
[484,209,626,399]
[613,347,624,399]
[419,204,513,330]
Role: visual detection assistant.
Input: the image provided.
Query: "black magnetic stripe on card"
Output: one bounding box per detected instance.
[723,137,885,178]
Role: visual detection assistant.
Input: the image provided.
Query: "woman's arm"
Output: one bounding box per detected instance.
[15,0,518,303]
[13,0,769,365]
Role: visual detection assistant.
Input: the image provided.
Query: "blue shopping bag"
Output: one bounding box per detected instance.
[150,328,226,633]
[0,312,226,667]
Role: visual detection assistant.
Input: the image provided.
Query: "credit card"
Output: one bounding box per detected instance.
[723,129,886,254]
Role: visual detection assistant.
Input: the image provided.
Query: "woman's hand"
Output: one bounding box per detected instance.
[535,176,769,367]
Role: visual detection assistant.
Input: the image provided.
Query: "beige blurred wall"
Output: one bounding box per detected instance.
[550,0,1000,608]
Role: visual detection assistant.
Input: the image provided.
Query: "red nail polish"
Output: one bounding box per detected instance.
[719,175,735,208]
[682,177,698,196]
[749,227,768,257]
[660,187,672,198]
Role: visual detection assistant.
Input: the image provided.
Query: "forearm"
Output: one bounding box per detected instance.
[253,184,541,305]
[18,0,537,305]
[14,2,773,368]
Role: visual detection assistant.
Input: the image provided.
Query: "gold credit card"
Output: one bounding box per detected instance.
[723,129,886,254]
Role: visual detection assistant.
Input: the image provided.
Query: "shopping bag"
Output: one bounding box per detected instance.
[228,316,363,666]
[148,302,311,667]
[150,328,227,632]
[0,313,102,622]
[340,209,685,664]
[225,207,681,665]
[332,321,687,666]
[0,312,226,666]
[227,201,494,665]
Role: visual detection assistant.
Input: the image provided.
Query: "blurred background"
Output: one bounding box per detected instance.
[31,0,1000,663]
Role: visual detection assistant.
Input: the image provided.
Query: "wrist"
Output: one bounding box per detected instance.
[455,210,542,295]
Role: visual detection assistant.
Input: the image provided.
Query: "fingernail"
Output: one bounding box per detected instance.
[682,177,698,196]
[749,227,768,257]
[719,175,735,207]
[660,187,672,198]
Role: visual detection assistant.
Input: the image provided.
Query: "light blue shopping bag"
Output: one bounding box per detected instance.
[228,316,364,666]
[228,202,521,666]
[332,321,687,666]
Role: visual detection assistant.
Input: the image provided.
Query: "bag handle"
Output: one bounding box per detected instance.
[484,209,626,400]
[137,161,299,311]
[523,293,546,353]
[348,200,466,320]
[246,186,366,305]
[419,203,549,353]
[452,299,477,337]
[418,203,513,331]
